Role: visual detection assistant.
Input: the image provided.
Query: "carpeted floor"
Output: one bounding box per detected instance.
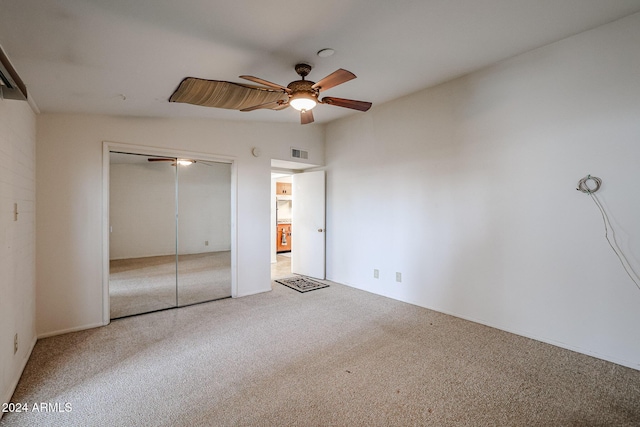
[109,251,231,318]
[2,281,639,426]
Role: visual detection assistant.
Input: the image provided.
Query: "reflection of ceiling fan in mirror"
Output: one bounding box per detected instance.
[169,63,372,125]
[148,158,195,166]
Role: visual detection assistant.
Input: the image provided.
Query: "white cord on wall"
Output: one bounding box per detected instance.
[577,175,640,291]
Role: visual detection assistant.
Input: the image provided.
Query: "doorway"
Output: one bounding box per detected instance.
[107,149,233,319]
[270,167,326,281]
[271,172,293,280]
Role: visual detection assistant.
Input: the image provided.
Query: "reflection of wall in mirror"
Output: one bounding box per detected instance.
[110,160,231,260]
[177,162,231,255]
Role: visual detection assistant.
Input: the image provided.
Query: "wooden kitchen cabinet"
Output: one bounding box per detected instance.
[276,182,292,195]
[277,223,292,253]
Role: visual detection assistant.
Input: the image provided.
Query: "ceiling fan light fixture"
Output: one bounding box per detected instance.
[289,92,317,111]
[176,159,195,166]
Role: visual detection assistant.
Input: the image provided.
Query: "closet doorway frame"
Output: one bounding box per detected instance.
[101,141,238,326]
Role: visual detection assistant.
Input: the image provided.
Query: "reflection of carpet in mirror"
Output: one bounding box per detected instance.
[109,251,231,319]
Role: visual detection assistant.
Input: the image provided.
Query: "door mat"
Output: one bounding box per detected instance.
[275,276,329,293]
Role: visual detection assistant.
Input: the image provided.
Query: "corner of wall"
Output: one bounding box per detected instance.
[0,98,37,405]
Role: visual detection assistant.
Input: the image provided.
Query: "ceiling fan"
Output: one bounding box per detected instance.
[147,157,195,166]
[169,63,372,125]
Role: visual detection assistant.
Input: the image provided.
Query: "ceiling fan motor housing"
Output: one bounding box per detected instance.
[289,64,318,103]
[294,63,312,78]
[287,79,318,102]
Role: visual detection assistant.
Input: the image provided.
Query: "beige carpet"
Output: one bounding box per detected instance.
[2,281,639,426]
[109,251,231,318]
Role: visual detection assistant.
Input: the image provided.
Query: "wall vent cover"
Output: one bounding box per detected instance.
[291,148,309,160]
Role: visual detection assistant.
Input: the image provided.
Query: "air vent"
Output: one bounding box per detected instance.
[291,147,309,160]
[0,45,27,101]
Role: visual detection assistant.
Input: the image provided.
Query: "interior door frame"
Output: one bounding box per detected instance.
[102,141,238,326]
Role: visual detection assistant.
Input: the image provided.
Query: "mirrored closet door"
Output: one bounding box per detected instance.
[109,152,231,319]
[176,159,232,306]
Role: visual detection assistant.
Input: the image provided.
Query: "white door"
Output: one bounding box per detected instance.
[292,170,326,279]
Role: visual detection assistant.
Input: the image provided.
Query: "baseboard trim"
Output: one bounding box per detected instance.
[236,287,272,298]
[37,322,105,339]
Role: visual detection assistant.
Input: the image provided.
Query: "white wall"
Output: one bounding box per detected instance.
[109,161,177,259]
[325,13,640,369]
[177,161,232,254]
[110,160,231,259]
[0,98,36,407]
[36,114,323,337]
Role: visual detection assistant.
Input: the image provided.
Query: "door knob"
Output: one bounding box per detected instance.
[317,228,324,232]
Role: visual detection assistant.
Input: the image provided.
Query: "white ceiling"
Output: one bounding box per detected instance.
[2,1,640,125]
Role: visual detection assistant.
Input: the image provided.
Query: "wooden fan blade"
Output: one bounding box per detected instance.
[322,97,372,112]
[300,109,314,125]
[147,158,175,162]
[273,101,290,111]
[169,78,288,110]
[239,75,290,92]
[241,100,286,112]
[311,69,356,91]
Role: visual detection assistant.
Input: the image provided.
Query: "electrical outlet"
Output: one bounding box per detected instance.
[205,240,209,246]
[14,333,18,354]
[396,272,402,282]
[373,269,379,279]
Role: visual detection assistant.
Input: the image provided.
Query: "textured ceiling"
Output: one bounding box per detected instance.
[2,0,640,124]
